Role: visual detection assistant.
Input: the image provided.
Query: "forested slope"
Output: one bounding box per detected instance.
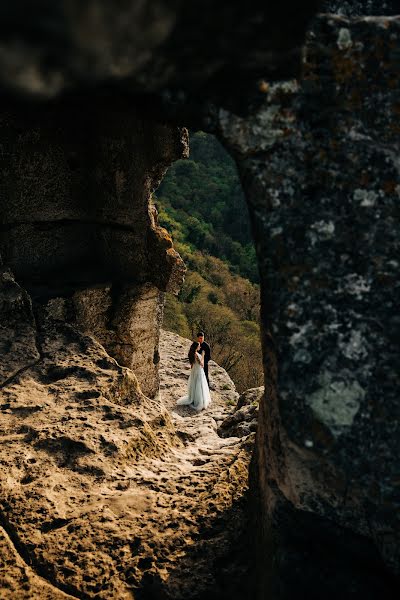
[155,132,263,391]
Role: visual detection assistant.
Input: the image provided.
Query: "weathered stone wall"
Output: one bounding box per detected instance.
[218,14,400,599]
[72,283,165,398]
[0,99,186,289]
[0,99,187,396]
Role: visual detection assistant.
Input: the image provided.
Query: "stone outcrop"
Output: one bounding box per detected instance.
[0,99,187,397]
[0,100,186,290]
[0,525,75,600]
[218,387,262,439]
[71,283,165,399]
[0,280,254,599]
[217,14,400,599]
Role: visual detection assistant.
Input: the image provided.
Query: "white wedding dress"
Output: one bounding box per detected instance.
[176,351,211,411]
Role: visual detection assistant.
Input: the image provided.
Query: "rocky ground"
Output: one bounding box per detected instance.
[0,316,255,599]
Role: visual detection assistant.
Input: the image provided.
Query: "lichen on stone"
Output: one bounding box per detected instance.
[306,372,365,434]
[337,27,353,50]
[353,187,379,206]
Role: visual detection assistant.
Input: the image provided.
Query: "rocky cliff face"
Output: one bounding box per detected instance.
[218,14,400,599]
[0,99,187,397]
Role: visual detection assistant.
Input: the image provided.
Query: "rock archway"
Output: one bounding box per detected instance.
[0,2,399,599]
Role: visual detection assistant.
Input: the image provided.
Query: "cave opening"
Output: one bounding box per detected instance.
[154,130,263,394]
[0,3,399,598]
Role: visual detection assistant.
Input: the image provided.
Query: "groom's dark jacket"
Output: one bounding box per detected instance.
[200,341,211,382]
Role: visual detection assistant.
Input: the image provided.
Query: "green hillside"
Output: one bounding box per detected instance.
[155,131,263,392]
[156,131,259,284]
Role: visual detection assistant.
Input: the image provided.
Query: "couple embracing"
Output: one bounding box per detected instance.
[176,331,212,412]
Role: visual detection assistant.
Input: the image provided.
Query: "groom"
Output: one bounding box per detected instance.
[197,331,211,386]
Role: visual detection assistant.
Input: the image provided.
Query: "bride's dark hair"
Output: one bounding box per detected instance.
[188,341,199,365]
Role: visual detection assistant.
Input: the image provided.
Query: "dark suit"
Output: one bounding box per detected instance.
[199,341,211,385]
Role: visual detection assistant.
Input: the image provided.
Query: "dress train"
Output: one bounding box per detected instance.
[176,352,211,411]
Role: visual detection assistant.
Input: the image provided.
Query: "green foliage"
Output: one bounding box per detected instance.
[157,131,263,392]
[155,131,259,283]
[162,293,191,339]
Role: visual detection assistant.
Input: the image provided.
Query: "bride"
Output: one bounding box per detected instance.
[176,341,211,411]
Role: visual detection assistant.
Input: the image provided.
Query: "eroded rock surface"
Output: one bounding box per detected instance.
[0,101,187,397]
[0,269,40,385]
[0,279,254,599]
[0,526,76,600]
[218,387,262,439]
[0,101,186,291]
[218,14,400,599]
